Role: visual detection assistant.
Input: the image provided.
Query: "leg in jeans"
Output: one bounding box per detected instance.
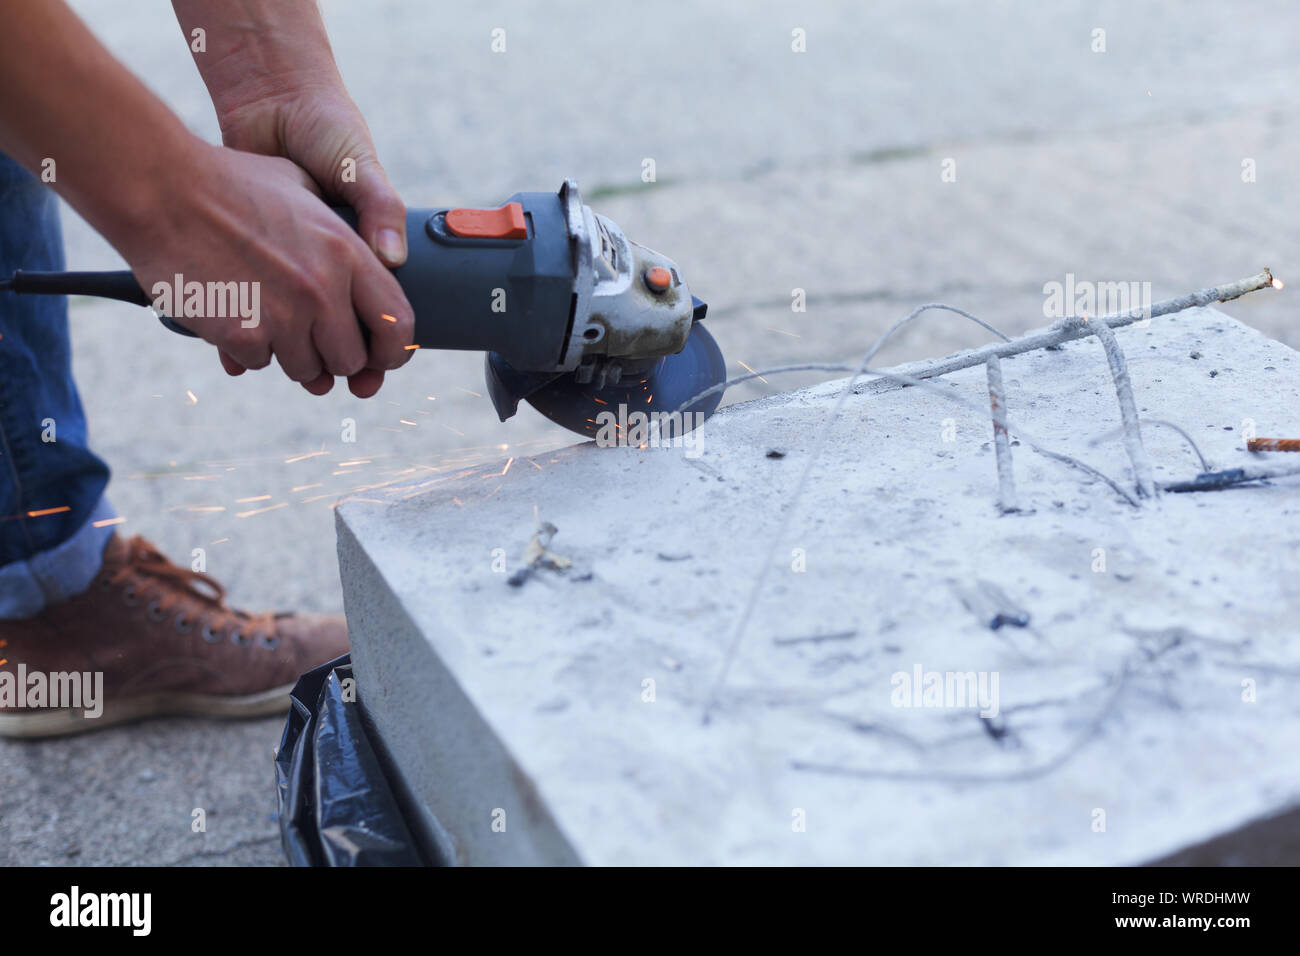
[0,153,346,738]
[0,152,115,619]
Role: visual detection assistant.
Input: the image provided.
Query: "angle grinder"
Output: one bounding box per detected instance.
[1,179,725,438]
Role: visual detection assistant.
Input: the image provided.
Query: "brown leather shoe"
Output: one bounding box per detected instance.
[0,534,348,738]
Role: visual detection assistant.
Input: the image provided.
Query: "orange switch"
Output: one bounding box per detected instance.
[644,266,673,292]
[445,202,528,240]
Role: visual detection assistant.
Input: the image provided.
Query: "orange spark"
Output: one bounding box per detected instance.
[92,516,127,528]
[236,502,287,518]
[27,506,70,518]
[297,493,338,504]
[284,451,328,464]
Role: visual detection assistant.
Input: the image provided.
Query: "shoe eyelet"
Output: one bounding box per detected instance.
[173,613,192,634]
[201,624,222,644]
[230,628,250,647]
[99,576,113,591]
[147,601,166,622]
[122,584,137,607]
[256,633,279,651]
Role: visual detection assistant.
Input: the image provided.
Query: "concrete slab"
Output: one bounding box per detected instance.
[337,306,1300,865]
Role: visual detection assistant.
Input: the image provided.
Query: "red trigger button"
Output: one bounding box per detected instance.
[445,202,528,240]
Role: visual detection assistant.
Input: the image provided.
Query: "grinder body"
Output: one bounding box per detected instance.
[2,180,723,437]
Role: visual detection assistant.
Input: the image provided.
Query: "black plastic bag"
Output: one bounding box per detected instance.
[274,654,425,866]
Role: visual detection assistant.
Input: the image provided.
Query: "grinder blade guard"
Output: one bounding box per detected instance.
[483,180,724,437]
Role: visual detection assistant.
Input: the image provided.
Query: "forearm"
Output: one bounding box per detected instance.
[0,0,199,254]
[171,0,341,129]
[170,0,406,266]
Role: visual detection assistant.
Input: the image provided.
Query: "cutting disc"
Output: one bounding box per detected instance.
[521,322,726,440]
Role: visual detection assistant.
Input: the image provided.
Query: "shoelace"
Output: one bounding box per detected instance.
[108,536,269,632]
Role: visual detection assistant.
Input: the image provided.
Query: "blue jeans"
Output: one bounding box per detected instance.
[0,153,115,618]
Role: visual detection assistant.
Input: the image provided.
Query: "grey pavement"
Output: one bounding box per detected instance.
[2,0,1297,865]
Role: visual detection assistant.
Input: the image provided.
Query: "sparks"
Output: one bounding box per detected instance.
[737,360,769,384]
[236,502,288,519]
[26,506,71,518]
[235,494,272,504]
[284,450,328,464]
[186,389,198,404]
[92,516,127,528]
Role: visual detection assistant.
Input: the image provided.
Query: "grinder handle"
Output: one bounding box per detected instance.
[2,206,370,339]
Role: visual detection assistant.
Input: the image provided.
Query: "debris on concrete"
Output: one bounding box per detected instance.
[953,580,1031,631]
[506,518,573,587]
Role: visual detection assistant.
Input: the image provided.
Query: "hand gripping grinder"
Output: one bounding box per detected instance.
[1,179,725,437]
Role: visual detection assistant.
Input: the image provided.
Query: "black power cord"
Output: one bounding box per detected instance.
[1,269,149,305]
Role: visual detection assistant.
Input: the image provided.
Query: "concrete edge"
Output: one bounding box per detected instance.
[335,508,584,866]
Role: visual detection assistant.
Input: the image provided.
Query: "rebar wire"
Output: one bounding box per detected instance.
[852,270,1277,398]
[698,305,1094,725]
[1088,319,1156,498]
[692,271,1280,725]
[1161,461,1300,492]
[1089,419,1210,473]
[790,664,1131,784]
[985,354,1021,514]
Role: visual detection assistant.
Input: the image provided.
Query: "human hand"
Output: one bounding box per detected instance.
[122,140,414,397]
